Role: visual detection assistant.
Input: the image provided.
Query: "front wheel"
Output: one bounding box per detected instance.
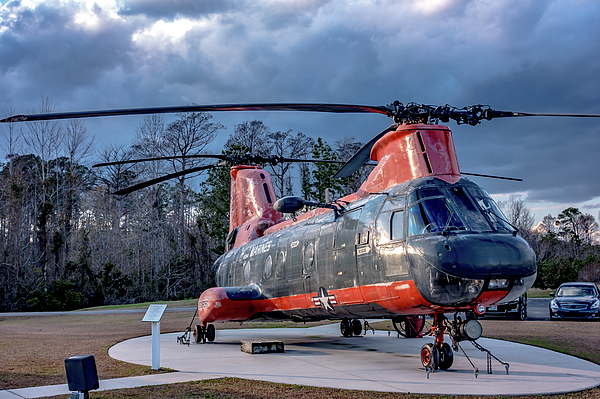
[438,342,453,370]
[421,343,439,370]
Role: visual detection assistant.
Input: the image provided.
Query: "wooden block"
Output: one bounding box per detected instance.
[240,339,285,354]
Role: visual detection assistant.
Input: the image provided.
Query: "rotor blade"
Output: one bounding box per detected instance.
[1,103,393,123]
[94,154,227,167]
[334,124,398,179]
[486,109,600,119]
[113,164,215,195]
[277,157,345,164]
[461,172,522,181]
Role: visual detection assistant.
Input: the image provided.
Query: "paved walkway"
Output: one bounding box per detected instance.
[2,324,600,397]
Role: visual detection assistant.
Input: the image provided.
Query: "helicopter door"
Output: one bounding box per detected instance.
[333,208,363,298]
[302,234,319,295]
[356,196,386,287]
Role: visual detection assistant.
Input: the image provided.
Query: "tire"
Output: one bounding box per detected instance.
[340,318,353,337]
[392,315,426,338]
[438,342,454,370]
[517,300,527,321]
[421,343,439,370]
[206,324,216,342]
[194,324,204,344]
[351,319,362,336]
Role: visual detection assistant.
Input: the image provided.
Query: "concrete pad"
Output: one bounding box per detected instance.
[107,324,600,395]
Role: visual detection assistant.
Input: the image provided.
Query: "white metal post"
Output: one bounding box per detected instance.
[151,321,160,370]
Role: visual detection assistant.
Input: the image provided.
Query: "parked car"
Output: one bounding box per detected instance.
[549,282,600,321]
[485,294,527,320]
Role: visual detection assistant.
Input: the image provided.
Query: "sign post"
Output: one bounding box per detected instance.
[142,304,168,370]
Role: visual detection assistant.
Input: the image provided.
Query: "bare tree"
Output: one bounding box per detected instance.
[162,112,224,244]
[225,120,270,156]
[497,196,536,233]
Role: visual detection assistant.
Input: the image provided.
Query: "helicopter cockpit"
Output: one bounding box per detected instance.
[405,183,516,237]
[379,178,536,308]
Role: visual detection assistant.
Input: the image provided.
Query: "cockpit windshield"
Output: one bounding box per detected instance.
[405,184,515,236]
[408,196,466,236]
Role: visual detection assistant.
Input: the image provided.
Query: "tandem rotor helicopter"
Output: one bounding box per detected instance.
[3,101,600,373]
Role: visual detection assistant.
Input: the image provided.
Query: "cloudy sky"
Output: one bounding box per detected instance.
[1,0,599,223]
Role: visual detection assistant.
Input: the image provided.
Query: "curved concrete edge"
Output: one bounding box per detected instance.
[107,324,600,396]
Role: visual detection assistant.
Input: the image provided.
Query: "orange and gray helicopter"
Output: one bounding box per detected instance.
[3,102,598,372]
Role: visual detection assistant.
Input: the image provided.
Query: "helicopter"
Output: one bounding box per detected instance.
[3,101,599,372]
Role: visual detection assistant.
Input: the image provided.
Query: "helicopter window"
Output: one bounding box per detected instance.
[467,188,514,232]
[376,213,391,244]
[449,187,491,232]
[275,251,286,279]
[408,187,445,204]
[303,243,315,272]
[380,197,405,213]
[391,211,404,240]
[243,261,251,282]
[407,197,465,236]
[263,255,273,279]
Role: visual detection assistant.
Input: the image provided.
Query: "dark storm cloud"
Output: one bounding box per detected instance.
[0,1,140,103]
[118,0,242,19]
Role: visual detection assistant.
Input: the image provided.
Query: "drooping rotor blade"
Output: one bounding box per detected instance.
[0,103,394,123]
[113,164,216,195]
[484,109,600,119]
[94,154,227,167]
[461,172,522,181]
[334,124,398,179]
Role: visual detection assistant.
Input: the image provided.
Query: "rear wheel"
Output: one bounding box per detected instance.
[351,319,362,336]
[194,325,205,344]
[206,324,216,342]
[340,318,353,337]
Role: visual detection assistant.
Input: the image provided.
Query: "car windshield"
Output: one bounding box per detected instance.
[557,286,596,297]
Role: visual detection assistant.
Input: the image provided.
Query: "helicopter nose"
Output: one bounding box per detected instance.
[407,233,536,306]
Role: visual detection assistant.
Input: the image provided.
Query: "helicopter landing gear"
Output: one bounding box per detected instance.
[340,318,363,337]
[194,323,216,343]
[420,313,453,373]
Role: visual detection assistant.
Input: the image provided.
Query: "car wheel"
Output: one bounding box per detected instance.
[518,300,527,321]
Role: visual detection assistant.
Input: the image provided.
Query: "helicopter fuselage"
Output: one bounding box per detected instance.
[197,176,537,324]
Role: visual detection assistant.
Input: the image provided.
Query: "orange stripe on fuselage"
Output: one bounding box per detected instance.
[197,281,509,323]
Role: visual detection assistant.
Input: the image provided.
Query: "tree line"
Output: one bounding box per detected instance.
[0,101,366,311]
[498,198,600,290]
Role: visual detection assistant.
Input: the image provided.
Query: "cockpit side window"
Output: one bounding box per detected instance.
[391,211,404,240]
[376,197,405,244]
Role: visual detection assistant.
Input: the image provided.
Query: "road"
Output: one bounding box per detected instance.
[525,298,551,321]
